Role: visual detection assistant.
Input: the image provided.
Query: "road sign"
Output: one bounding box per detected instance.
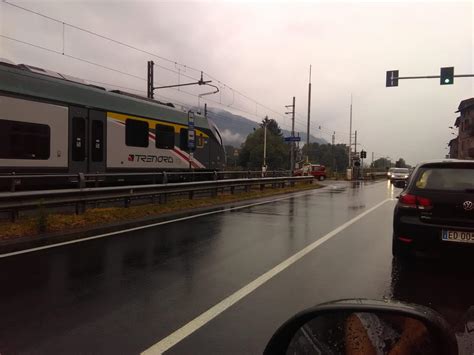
[440,67,454,85]
[284,136,301,142]
[188,111,196,150]
[386,70,399,87]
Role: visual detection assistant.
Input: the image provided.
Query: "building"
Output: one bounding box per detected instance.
[451,98,474,159]
[448,137,458,158]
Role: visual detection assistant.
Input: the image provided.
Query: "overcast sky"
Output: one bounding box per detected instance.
[1,0,473,165]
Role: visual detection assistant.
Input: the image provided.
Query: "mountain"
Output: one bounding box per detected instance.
[205,108,327,147]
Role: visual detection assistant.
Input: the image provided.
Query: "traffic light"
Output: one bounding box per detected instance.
[360,150,367,159]
[386,70,399,87]
[440,67,454,85]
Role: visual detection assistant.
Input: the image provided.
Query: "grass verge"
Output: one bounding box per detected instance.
[0,182,321,241]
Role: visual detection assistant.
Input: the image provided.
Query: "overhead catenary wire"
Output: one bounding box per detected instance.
[0,33,294,130]
[2,0,341,137]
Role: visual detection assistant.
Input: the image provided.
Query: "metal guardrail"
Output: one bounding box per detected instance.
[0,175,314,221]
[0,170,292,192]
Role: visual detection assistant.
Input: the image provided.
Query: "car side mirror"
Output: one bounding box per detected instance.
[264,299,457,355]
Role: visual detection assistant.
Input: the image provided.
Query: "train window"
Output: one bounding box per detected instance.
[0,119,50,160]
[91,120,104,162]
[126,119,149,147]
[72,117,86,161]
[155,124,175,149]
[180,128,188,151]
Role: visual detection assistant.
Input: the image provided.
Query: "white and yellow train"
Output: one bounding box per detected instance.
[0,59,226,181]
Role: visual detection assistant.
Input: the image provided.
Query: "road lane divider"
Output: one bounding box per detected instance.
[142,198,391,354]
[0,187,335,259]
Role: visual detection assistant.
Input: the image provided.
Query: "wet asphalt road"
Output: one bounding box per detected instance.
[0,180,473,354]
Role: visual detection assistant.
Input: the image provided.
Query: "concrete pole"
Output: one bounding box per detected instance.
[307,66,312,146]
[290,96,296,172]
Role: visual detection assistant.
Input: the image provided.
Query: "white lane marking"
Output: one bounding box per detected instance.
[0,188,326,259]
[142,198,391,355]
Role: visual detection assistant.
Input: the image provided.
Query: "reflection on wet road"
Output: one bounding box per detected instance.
[0,180,472,354]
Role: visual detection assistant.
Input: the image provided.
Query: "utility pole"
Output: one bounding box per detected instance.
[332,131,335,146]
[371,152,374,168]
[307,65,312,146]
[354,130,358,155]
[285,97,296,172]
[147,61,154,99]
[262,116,267,176]
[354,130,358,179]
[349,94,353,170]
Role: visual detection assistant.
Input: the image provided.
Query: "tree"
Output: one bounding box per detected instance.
[302,143,349,172]
[395,158,407,168]
[260,116,282,136]
[372,157,392,169]
[238,118,289,169]
[225,145,239,168]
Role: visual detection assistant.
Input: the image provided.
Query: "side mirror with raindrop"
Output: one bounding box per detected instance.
[264,299,457,355]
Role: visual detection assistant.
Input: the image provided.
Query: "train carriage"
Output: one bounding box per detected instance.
[0,59,226,184]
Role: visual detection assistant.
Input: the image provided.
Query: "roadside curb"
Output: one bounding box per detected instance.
[0,186,325,255]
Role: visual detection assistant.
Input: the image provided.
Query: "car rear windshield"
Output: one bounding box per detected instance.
[415,168,474,191]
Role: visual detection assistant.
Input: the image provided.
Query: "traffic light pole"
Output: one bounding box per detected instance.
[386,66,474,87]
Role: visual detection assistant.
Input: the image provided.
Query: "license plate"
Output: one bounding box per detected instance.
[442,230,474,244]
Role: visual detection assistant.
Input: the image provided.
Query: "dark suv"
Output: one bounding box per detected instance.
[393,160,474,258]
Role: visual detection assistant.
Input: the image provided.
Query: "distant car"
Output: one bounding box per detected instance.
[294,164,326,181]
[392,160,474,258]
[390,168,410,184]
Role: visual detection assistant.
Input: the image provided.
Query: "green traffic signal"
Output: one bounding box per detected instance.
[440,67,454,85]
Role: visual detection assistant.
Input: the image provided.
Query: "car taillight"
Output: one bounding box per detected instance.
[399,193,432,210]
[399,193,417,208]
[416,196,433,210]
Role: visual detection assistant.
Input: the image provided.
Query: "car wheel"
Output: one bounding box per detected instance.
[318,175,325,181]
[392,235,412,259]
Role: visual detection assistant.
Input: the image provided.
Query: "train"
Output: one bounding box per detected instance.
[0,58,226,187]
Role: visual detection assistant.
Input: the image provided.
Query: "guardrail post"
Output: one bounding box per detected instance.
[75,201,86,215]
[10,172,16,192]
[160,193,168,204]
[214,171,218,181]
[162,171,168,184]
[124,189,133,208]
[247,170,251,179]
[78,173,85,189]
[10,210,19,222]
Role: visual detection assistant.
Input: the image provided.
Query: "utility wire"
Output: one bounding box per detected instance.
[2,0,200,81]
[2,0,340,135]
[2,0,336,136]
